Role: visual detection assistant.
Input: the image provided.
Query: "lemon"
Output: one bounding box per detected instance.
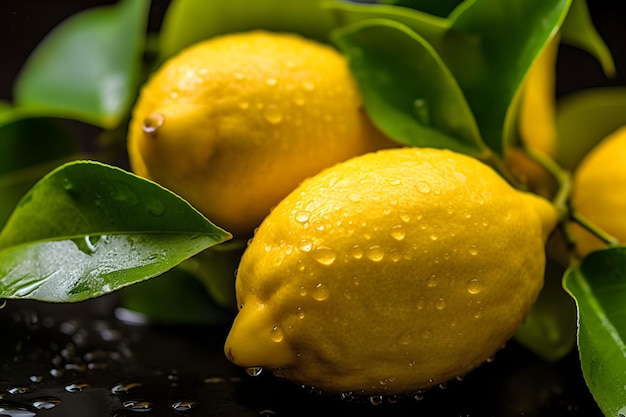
[224,147,557,396]
[517,34,560,157]
[127,30,393,236]
[570,126,626,257]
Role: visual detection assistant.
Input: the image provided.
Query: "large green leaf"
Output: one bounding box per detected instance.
[563,247,626,417]
[0,161,231,302]
[327,0,572,157]
[158,0,335,62]
[332,19,487,157]
[444,0,572,156]
[561,0,615,77]
[13,0,150,128]
[555,87,626,170]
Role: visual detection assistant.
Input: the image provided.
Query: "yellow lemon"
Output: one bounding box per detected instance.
[518,34,560,157]
[224,147,557,396]
[127,30,393,236]
[570,126,626,257]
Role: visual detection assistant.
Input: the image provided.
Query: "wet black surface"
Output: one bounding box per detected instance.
[0,296,604,417]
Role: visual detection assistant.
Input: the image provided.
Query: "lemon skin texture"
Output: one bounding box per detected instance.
[224,147,558,396]
[518,34,560,157]
[127,31,394,236]
[571,126,626,257]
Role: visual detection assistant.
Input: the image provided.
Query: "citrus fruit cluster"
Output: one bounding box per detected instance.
[128,31,559,397]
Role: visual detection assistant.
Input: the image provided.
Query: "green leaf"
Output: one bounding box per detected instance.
[555,87,626,170]
[563,247,626,417]
[13,0,150,128]
[515,260,577,362]
[444,0,572,156]
[0,161,231,302]
[158,0,335,62]
[181,239,247,310]
[327,0,572,157]
[331,19,488,157]
[0,113,81,228]
[561,0,615,77]
[0,116,78,176]
[119,266,232,325]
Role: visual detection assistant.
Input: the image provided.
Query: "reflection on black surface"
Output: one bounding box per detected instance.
[0,296,602,417]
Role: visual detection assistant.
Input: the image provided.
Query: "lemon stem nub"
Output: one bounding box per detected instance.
[142,113,165,135]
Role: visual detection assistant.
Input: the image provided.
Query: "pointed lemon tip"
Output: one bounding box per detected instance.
[522,192,560,241]
[224,301,296,370]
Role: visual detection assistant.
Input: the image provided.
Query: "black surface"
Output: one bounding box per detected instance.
[0,296,604,417]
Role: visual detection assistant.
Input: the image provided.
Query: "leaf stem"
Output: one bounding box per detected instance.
[522,146,571,222]
[570,211,621,246]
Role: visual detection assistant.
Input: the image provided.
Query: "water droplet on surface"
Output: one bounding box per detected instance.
[369,396,383,406]
[426,275,438,288]
[469,245,479,256]
[64,383,89,393]
[312,246,336,265]
[7,387,32,395]
[123,400,153,412]
[171,400,198,412]
[390,225,406,241]
[366,246,384,262]
[413,98,430,124]
[429,234,438,241]
[246,367,264,377]
[297,238,313,252]
[111,382,142,395]
[262,104,283,124]
[145,197,165,216]
[31,397,61,410]
[348,245,363,260]
[312,283,329,301]
[420,329,433,339]
[75,235,101,255]
[141,113,164,134]
[435,298,446,310]
[270,326,284,343]
[399,210,410,222]
[467,278,481,294]
[416,181,431,194]
[0,403,36,417]
[295,211,310,223]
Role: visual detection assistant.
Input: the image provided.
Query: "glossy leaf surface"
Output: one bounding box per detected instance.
[0,161,231,302]
[158,0,334,62]
[328,0,572,157]
[563,247,626,417]
[13,0,150,128]
[332,19,487,157]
